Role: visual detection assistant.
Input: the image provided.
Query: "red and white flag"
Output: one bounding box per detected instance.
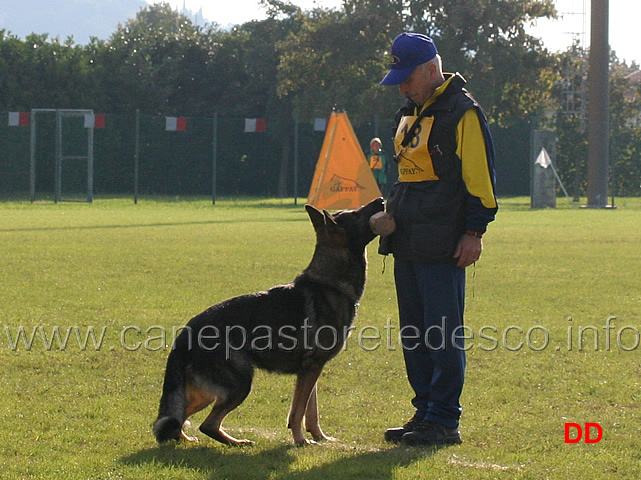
[166,116,187,131]
[84,113,105,129]
[8,112,29,127]
[244,118,266,133]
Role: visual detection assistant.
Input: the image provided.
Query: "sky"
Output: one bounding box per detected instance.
[149,0,640,66]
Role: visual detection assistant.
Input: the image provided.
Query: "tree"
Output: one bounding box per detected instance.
[104,3,225,115]
[0,30,100,111]
[400,0,558,124]
[552,46,641,198]
[276,2,399,123]
[551,44,589,199]
[215,17,300,196]
[275,0,558,128]
[607,56,641,197]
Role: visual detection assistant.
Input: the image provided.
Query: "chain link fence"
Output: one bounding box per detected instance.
[1,110,533,201]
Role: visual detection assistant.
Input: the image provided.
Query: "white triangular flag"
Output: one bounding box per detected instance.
[535,148,551,169]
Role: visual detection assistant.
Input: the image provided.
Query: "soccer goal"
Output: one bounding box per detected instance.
[30,109,95,203]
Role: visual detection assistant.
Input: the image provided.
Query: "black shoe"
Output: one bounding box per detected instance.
[384,413,424,443]
[401,420,462,446]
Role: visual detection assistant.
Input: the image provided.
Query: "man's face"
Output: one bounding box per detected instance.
[399,62,436,106]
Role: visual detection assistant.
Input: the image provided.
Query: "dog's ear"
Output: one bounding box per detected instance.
[305,204,325,228]
[322,210,338,226]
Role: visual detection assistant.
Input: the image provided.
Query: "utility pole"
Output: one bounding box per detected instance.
[586,0,610,207]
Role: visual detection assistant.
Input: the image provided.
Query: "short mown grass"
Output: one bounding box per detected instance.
[1,196,640,479]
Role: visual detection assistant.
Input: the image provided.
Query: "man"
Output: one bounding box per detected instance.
[371,33,498,445]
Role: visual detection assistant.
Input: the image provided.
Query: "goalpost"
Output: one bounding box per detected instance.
[30,109,95,203]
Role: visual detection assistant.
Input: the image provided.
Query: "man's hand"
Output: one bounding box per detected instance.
[454,233,482,268]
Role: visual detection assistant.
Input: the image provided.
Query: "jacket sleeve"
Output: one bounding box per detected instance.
[456,107,498,233]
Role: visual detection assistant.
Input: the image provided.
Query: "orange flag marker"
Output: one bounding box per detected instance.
[307,112,382,210]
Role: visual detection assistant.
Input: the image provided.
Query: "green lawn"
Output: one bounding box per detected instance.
[1,196,640,479]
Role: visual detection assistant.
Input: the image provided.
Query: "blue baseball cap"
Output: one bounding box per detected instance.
[380,33,438,85]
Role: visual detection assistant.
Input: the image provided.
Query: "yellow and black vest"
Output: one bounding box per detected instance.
[382,73,480,263]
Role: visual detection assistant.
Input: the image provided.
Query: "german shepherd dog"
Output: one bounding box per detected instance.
[153,197,384,446]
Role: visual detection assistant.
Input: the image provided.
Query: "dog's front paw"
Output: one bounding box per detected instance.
[314,434,337,442]
[307,428,335,442]
[179,431,199,443]
[294,437,318,447]
[228,438,255,447]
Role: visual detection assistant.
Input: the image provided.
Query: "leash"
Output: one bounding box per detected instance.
[471,261,476,298]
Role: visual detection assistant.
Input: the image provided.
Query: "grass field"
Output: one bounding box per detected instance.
[1,196,640,479]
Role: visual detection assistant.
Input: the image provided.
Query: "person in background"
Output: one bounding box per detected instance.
[367,137,388,194]
[370,32,498,446]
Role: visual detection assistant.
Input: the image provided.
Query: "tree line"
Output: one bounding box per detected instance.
[1,0,640,197]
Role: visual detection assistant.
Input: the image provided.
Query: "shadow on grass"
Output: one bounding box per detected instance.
[121,441,445,479]
[121,443,296,478]
[281,445,443,480]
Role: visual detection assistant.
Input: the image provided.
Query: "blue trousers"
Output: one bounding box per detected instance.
[394,259,466,428]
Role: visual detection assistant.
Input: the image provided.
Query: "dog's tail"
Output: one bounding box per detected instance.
[153,347,188,443]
